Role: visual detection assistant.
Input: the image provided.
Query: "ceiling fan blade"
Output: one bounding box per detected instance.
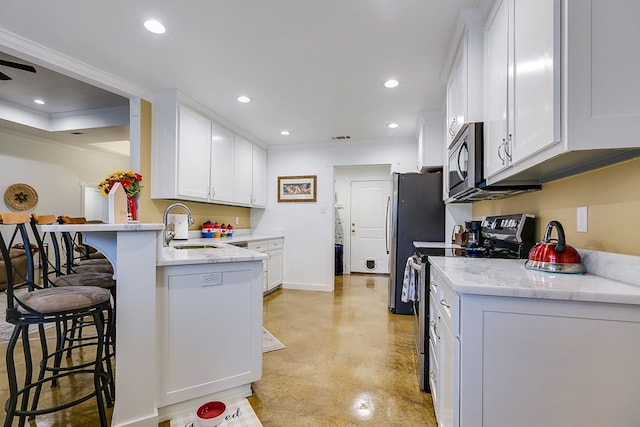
[0,71,12,80]
[0,59,36,73]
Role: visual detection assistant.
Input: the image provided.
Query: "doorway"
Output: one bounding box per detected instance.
[333,165,391,275]
[350,180,391,273]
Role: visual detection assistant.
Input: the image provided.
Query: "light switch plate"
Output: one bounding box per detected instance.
[577,206,588,232]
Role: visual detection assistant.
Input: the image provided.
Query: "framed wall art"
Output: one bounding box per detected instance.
[277,175,317,202]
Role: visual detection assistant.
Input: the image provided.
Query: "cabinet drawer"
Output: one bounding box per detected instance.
[268,238,283,251]
[431,270,459,336]
[247,241,268,252]
[438,280,458,335]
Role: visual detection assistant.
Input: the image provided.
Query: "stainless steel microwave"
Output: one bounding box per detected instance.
[447,122,540,202]
[448,122,483,199]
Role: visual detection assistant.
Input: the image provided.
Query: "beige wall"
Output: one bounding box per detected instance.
[473,157,640,256]
[137,99,252,229]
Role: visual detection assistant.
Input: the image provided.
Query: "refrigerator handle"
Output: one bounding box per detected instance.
[385,195,391,254]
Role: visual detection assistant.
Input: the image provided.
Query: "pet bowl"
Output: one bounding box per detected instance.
[195,401,227,427]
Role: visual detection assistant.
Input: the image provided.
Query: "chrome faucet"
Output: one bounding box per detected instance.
[163,203,194,246]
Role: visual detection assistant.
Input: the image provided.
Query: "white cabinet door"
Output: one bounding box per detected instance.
[439,318,457,427]
[460,294,640,427]
[511,0,560,161]
[177,105,211,201]
[248,238,284,294]
[248,240,269,293]
[485,0,559,179]
[233,135,253,206]
[484,0,511,178]
[428,293,441,422]
[418,112,445,171]
[566,0,640,149]
[446,50,466,145]
[156,262,263,407]
[267,249,283,291]
[209,121,235,203]
[251,144,267,207]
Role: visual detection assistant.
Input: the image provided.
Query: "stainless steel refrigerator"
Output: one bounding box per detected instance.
[387,172,444,315]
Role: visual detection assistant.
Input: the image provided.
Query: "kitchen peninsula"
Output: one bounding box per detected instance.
[428,255,640,427]
[39,223,267,427]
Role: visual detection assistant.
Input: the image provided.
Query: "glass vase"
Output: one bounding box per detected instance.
[127,196,138,222]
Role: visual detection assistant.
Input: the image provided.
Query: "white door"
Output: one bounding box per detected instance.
[349,180,391,274]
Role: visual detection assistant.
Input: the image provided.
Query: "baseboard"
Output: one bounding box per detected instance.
[282,282,333,292]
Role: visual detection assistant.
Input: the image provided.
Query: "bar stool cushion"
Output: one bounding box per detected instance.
[73,263,114,274]
[77,258,111,265]
[50,272,116,289]
[14,286,112,314]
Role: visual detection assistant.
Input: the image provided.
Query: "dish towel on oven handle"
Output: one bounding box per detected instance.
[401,256,418,303]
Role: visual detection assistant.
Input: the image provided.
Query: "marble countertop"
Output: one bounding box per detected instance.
[41,222,164,232]
[428,256,640,305]
[157,235,279,266]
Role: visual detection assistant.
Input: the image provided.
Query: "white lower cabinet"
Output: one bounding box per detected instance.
[430,270,640,427]
[248,238,284,294]
[266,239,283,291]
[429,270,459,427]
[156,261,263,409]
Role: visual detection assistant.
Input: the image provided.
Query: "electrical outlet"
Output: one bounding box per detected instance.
[235,216,239,225]
[577,206,588,232]
[202,272,223,286]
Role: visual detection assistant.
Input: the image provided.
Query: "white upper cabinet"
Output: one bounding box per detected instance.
[209,120,235,203]
[251,144,267,208]
[417,111,444,171]
[484,0,560,180]
[446,51,466,145]
[152,90,267,207]
[484,0,511,178]
[233,135,253,206]
[444,8,484,147]
[176,104,213,201]
[484,0,640,185]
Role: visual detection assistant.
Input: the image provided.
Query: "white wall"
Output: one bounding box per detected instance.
[0,127,129,217]
[251,137,417,292]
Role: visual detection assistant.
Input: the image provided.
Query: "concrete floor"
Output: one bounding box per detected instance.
[247,273,437,426]
[0,273,437,426]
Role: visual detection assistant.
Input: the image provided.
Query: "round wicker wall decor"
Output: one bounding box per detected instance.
[4,183,38,211]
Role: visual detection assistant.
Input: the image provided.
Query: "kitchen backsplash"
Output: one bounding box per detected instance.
[473,157,640,257]
[579,249,640,286]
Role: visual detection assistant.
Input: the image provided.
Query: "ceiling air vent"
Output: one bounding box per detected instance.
[331,135,351,141]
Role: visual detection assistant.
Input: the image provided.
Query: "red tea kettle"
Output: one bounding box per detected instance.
[525,220,586,274]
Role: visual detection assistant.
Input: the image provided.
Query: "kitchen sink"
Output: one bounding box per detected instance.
[173,244,220,250]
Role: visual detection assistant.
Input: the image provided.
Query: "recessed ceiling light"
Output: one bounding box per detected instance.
[237,95,251,103]
[280,130,291,136]
[34,99,45,105]
[384,79,399,88]
[387,123,399,129]
[144,19,166,34]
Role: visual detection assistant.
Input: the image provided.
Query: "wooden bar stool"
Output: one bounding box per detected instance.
[0,212,113,427]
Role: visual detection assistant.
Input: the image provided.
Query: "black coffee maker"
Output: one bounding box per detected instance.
[466,220,484,249]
